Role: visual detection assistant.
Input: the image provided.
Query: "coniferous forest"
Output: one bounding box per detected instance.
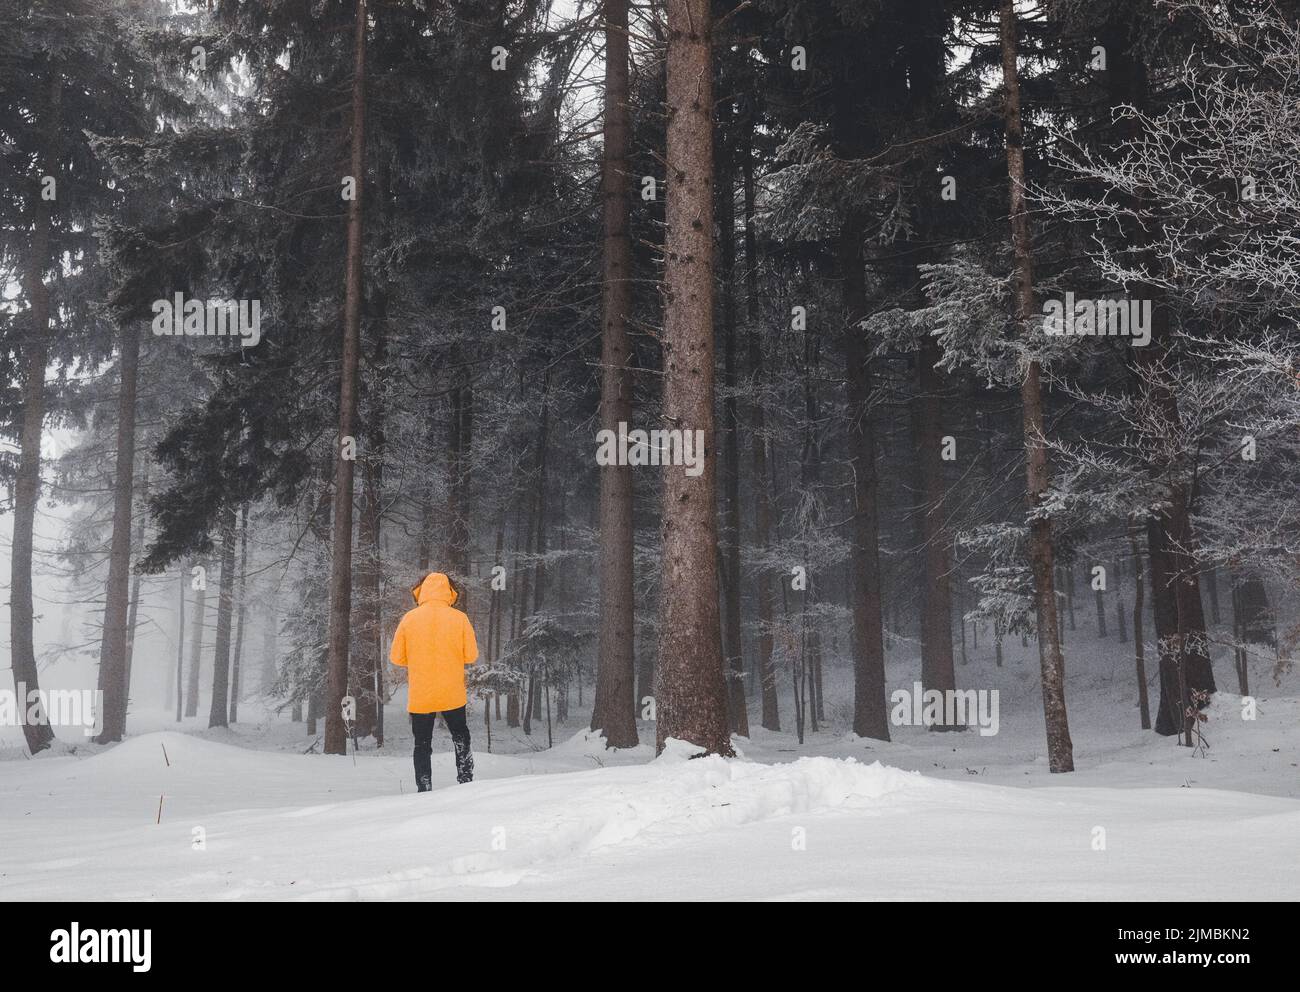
[1,0,1298,911]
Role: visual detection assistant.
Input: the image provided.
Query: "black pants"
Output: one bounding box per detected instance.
[411,707,473,791]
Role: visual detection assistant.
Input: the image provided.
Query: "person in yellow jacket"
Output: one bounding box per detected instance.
[390,572,479,790]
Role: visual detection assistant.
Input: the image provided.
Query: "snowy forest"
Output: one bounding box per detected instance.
[1,0,1298,904]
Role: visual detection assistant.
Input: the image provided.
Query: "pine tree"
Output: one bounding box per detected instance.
[655,0,733,757]
[591,0,639,749]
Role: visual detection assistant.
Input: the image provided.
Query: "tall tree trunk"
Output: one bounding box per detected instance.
[207,503,239,729]
[507,502,526,728]
[656,0,732,756]
[356,306,387,740]
[323,0,369,756]
[229,503,249,724]
[10,70,62,755]
[95,322,140,743]
[1148,503,1215,736]
[124,467,149,706]
[742,132,779,732]
[261,583,279,695]
[913,337,958,728]
[174,569,186,722]
[1129,520,1151,729]
[1115,559,1129,644]
[800,329,823,734]
[527,376,551,731]
[718,140,748,737]
[185,563,207,718]
[591,0,640,750]
[839,223,889,742]
[1230,575,1250,696]
[999,0,1073,772]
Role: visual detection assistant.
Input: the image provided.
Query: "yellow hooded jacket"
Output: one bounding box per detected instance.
[390,572,479,713]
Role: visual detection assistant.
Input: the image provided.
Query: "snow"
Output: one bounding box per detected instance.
[2,640,1297,901]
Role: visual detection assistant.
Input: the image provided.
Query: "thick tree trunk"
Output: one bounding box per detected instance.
[1000,0,1073,772]
[655,0,732,756]
[1235,573,1274,647]
[1148,501,1215,736]
[10,72,61,755]
[592,0,640,749]
[95,322,140,743]
[207,503,239,729]
[839,223,890,742]
[323,0,369,755]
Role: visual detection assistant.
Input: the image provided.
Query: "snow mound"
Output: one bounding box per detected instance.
[284,755,922,900]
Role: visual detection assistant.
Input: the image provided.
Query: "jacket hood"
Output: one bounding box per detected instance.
[415,572,457,607]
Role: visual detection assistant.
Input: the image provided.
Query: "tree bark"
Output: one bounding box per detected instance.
[175,569,186,722]
[742,129,779,732]
[591,0,640,749]
[356,307,387,740]
[323,0,369,755]
[207,503,239,729]
[999,0,1073,772]
[185,562,206,717]
[1129,520,1151,730]
[95,321,140,743]
[229,503,249,723]
[718,138,748,737]
[655,0,732,756]
[9,70,62,755]
[839,223,890,742]
[913,336,958,728]
[124,467,149,706]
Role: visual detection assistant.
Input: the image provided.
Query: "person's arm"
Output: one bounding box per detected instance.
[462,613,479,666]
[390,617,408,668]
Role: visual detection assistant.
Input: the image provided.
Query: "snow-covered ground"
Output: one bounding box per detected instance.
[2,637,1297,900]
